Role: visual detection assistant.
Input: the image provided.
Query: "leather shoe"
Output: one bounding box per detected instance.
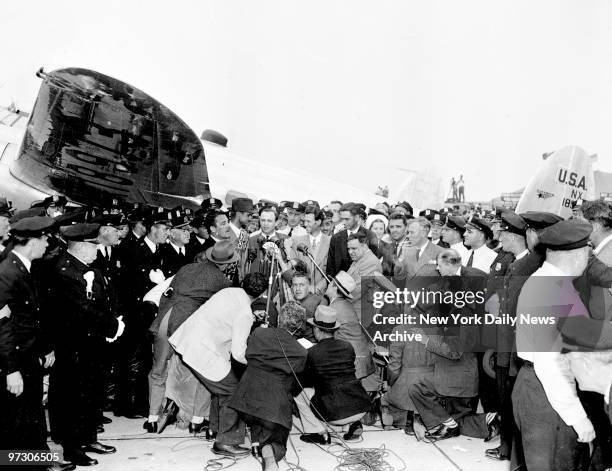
[343,421,363,441]
[484,414,501,442]
[81,442,116,454]
[143,420,158,433]
[46,461,76,471]
[404,421,415,436]
[96,425,104,434]
[299,433,331,445]
[63,450,98,467]
[99,415,112,425]
[211,443,250,457]
[188,420,209,435]
[157,400,179,434]
[485,446,510,461]
[205,429,217,441]
[425,424,460,441]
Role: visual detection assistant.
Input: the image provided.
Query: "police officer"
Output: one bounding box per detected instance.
[47,223,125,466]
[0,217,75,471]
[159,208,192,278]
[514,219,594,471]
[115,207,170,417]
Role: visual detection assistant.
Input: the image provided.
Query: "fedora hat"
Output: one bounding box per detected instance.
[307,305,341,331]
[332,271,355,299]
[205,240,239,265]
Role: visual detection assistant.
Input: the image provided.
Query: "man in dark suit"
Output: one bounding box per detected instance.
[298,306,371,445]
[229,301,308,469]
[115,208,171,417]
[248,207,289,277]
[185,213,209,262]
[326,203,379,278]
[159,209,191,278]
[409,249,500,442]
[0,217,76,471]
[91,213,127,422]
[48,223,125,466]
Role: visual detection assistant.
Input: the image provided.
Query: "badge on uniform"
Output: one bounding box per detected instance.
[495,263,501,271]
[0,305,11,319]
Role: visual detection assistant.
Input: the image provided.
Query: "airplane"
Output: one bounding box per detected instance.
[0,67,442,212]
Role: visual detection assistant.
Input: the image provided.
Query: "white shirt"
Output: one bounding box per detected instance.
[466,244,497,274]
[12,250,31,272]
[515,249,529,260]
[593,233,612,256]
[229,222,241,239]
[97,244,111,259]
[144,236,157,253]
[309,232,323,249]
[450,242,470,265]
[195,235,206,245]
[169,288,253,381]
[169,241,185,255]
[516,261,590,427]
[279,225,307,237]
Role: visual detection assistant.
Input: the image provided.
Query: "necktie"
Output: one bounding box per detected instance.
[415,248,420,261]
[288,227,293,237]
[467,251,474,267]
[311,238,317,250]
[105,247,110,261]
[179,247,184,256]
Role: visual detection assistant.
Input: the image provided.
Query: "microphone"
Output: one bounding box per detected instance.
[263,241,280,255]
[296,243,310,255]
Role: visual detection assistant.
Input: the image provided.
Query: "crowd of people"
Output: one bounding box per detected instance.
[0,191,611,471]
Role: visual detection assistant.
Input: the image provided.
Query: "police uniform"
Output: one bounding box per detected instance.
[48,223,122,465]
[159,209,192,278]
[115,208,171,416]
[513,220,593,471]
[0,217,55,454]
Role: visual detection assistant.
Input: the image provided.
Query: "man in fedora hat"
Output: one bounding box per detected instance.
[169,276,268,458]
[145,240,235,434]
[298,305,371,445]
[325,271,375,381]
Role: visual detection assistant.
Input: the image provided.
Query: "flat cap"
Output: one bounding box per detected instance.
[498,211,526,235]
[11,216,55,238]
[465,215,493,239]
[127,208,148,223]
[519,211,563,230]
[395,201,413,215]
[285,201,305,212]
[200,197,223,212]
[232,197,254,213]
[369,207,389,218]
[150,207,173,226]
[302,200,320,209]
[420,209,444,224]
[168,207,191,228]
[61,223,100,242]
[9,207,46,224]
[538,220,592,250]
[54,208,89,227]
[445,215,466,233]
[41,194,67,208]
[92,213,126,227]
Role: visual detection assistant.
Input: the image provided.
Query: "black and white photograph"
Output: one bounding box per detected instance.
[1,1,612,470]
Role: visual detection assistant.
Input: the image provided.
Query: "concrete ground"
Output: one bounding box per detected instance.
[48,415,511,470]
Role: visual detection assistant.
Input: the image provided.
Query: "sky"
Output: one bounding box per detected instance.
[2,0,612,201]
